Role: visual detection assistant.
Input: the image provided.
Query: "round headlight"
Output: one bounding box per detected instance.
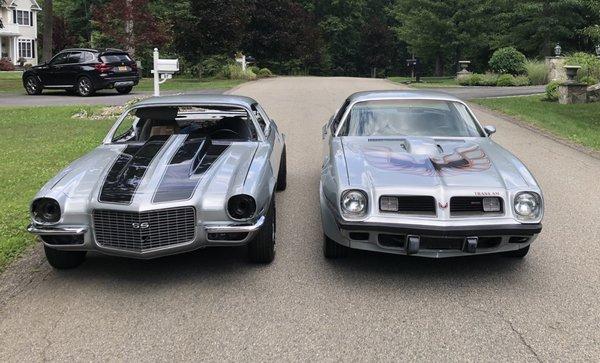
[341,190,368,216]
[514,192,542,221]
[31,198,61,224]
[227,194,256,220]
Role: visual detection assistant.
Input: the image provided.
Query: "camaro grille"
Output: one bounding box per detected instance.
[93,207,196,252]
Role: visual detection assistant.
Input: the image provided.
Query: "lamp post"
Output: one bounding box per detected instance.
[554,43,562,57]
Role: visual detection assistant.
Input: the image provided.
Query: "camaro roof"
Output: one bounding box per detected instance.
[135,94,259,109]
[347,90,463,103]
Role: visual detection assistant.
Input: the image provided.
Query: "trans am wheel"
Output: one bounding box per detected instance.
[502,245,530,258]
[276,146,287,191]
[323,234,348,259]
[44,245,87,269]
[116,86,133,94]
[76,76,95,97]
[24,76,43,95]
[248,196,276,263]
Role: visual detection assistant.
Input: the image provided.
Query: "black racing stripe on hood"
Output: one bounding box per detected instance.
[152,137,230,203]
[99,136,170,204]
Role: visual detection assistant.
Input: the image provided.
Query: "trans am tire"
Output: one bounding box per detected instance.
[116,86,133,94]
[24,76,43,95]
[502,245,530,258]
[76,76,95,97]
[276,146,287,191]
[248,196,276,263]
[44,245,87,269]
[323,234,348,259]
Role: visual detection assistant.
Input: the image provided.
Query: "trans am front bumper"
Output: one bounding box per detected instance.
[320,194,542,258]
[27,216,265,259]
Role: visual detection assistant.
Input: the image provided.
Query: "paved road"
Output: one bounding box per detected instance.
[435,85,545,100]
[0,89,227,106]
[1,77,599,361]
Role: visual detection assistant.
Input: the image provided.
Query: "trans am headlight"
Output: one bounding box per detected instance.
[31,198,61,224]
[227,194,256,220]
[513,192,542,221]
[341,190,368,217]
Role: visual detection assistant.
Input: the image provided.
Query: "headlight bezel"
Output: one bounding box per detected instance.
[31,198,62,225]
[227,194,257,221]
[513,191,543,222]
[340,189,368,218]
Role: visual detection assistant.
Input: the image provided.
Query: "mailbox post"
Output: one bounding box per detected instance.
[152,48,180,96]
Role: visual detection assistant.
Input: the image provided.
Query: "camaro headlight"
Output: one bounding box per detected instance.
[341,190,368,216]
[513,192,542,221]
[227,194,256,220]
[31,198,61,224]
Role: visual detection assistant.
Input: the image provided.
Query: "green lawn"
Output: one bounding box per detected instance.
[0,106,113,271]
[0,71,245,94]
[388,76,460,88]
[474,95,600,151]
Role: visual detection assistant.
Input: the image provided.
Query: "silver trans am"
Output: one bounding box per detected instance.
[320,90,543,258]
[28,95,287,268]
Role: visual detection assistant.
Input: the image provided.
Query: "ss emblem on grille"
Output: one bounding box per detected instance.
[132,222,150,229]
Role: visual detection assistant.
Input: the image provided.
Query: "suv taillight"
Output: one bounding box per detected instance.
[130,62,138,71]
[94,63,112,73]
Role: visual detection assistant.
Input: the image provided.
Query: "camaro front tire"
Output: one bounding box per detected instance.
[44,245,87,269]
[323,234,348,259]
[248,196,276,263]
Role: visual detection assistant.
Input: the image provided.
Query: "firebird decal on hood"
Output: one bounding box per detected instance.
[360,145,491,176]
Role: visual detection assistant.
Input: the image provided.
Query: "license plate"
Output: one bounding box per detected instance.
[117,66,129,72]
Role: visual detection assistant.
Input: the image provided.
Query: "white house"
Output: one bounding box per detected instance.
[0,0,41,66]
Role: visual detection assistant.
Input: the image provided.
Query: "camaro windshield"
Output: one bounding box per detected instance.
[339,99,484,137]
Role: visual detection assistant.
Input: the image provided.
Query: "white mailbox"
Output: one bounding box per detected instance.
[155,59,179,74]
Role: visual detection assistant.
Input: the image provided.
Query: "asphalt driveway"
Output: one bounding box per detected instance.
[0,77,598,361]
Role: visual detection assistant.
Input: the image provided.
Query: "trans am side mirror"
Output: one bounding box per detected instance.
[484,125,496,136]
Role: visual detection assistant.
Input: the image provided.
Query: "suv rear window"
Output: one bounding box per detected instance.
[100,54,132,63]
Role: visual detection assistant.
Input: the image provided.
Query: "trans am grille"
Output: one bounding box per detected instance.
[93,207,196,252]
[379,196,436,215]
[450,197,504,215]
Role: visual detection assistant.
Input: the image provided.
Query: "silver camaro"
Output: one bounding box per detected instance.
[28,95,286,268]
[320,90,543,258]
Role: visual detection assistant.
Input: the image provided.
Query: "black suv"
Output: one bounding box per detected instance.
[22,48,140,97]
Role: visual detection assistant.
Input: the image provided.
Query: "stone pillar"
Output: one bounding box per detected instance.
[546,56,566,82]
[558,83,588,104]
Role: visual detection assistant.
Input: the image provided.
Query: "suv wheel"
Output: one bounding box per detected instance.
[248,196,276,263]
[116,86,133,94]
[24,76,43,95]
[44,245,87,269]
[323,234,348,259]
[76,77,95,97]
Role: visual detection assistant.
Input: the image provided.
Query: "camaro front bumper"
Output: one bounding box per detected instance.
[320,195,542,258]
[27,216,265,259]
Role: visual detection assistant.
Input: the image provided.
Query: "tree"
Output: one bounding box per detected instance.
[43,0,53,61]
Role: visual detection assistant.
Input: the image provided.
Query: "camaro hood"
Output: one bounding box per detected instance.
[341,137,534,190]
[45,135,257,205]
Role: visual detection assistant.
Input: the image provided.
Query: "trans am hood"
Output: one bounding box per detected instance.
[341,137,536,191]
[45,135,257,205]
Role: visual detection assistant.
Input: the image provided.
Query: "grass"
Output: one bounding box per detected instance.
[388,76,460,88]
[0,106,113,271]
[474,95,600,150]
[0,71,245,94]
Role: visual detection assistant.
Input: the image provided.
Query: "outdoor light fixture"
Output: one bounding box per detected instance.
[554,43,562,57]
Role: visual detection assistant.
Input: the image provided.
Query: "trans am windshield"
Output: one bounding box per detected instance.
[338,99,485,137]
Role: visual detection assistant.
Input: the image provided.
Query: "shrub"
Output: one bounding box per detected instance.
[197,55,231,78]
[220,64,257,80]
[525,60,548,85]
[545,81,561,101]
[514,75,531,86]
[257,68,273,78]
[489,47,527,75]
[0,58,15,71]
[565,52,600,81]
[481,73,499,86]
[496,74,516,86]
[249,66,260,74]
[579,76,598,86]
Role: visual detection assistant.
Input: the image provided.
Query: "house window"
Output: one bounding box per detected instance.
[18,39,35,59]
[14,10,32,26]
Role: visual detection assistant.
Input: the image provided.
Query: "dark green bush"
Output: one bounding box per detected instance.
[545,81,561,101]
[489,47,527,75]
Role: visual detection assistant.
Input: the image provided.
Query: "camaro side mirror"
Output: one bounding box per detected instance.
[484,125,496,136]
